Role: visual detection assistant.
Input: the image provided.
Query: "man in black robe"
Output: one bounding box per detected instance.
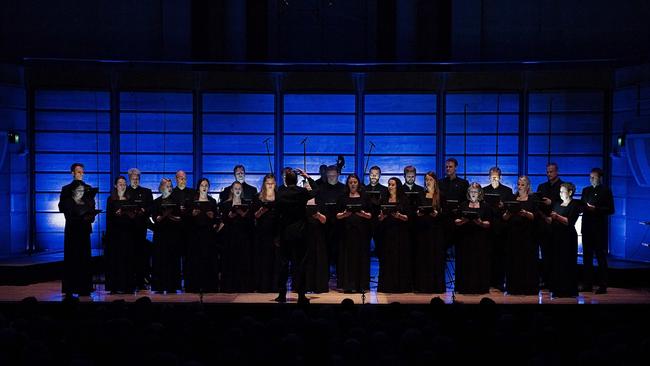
[483,166,514,291]
[125,167,154,290]
[364,166,389,259]
[402,165,425,213]
[535,162,564,288]
[439,158,470,257]
[581,168,615,294]
[170,169,196,284]
[439,158,470,203]
[317,165,346,276]
[58,163,96,296]
[275,167,318,303]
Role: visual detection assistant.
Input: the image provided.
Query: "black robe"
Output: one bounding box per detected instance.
[125,185,154,287]
[503,196,539,295]
[580,184,614,289]
[304,202,330,293]
[170,186,197,260]
[439,176,470,257]
[439,176,470,203]
[377,198,413,293]
[317,181,346,271]
[276,179,319,295]
[219,200,255,292]
[413,193,447,293]
[185,196,220,293]
[364,182,388,259]
[252,196,280,293]
[483,183,514,289]
[550,200,581,297]
[454,201,492,294]
[105,197,137,293]
[535,178,564,287]
[58,181,95,295]
[336,194,371,292]
[150,196,183,292]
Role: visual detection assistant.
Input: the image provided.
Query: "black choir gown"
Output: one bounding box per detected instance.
[504,197,539,295]
[125,185,154,288]
[483,183,514,290]
[304,203,330,293]
[185,197,220,293]
[252,197,280,293]
[151,196,183,292]
[377,199,413,293]
[413,194,447,293]
[336,195,371,292]
[364,183,388,260]
[454,201,492,294]
[59,189,95,295]
[220,200,255,292]
[105,197,137,293]
[318,182,346,271]
[170,187,197,266]
[550,200,580,297]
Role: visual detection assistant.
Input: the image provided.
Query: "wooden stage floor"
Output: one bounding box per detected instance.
[2,280,649,305]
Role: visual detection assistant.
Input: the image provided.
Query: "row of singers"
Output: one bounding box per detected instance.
[58,159,614,298]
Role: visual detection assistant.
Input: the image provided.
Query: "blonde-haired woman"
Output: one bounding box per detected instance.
[253,174,280,293]
[414,171,447,293]
[220,181,255,292]
[454,182,492,294]
[151,177,183,293]
[503,175,539,295]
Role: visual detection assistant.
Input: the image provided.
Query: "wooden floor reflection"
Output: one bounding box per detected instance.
[1,281,649,304]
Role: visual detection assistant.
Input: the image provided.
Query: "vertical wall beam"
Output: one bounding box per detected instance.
[193,72,203,184]
[436,73,447,178]
[353,73,366,181]
[519,72,529,176]
[109,72,120,182]
[272,72,284,182]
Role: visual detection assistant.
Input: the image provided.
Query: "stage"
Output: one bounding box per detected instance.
[2,252,650,304]
[1,280,649,305]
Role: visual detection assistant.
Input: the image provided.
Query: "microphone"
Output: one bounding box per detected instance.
[262,137,271,144]
[300,136,308,145]
[369,140,376,148]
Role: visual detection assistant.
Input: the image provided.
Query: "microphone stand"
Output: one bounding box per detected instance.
[262,137,273,175]
[300,136,309,172]
[363,140,376,184]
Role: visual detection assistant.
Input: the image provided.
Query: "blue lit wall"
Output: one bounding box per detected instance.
[120,91,194,195]
[203,93,275,193]
[611,80,650,262]
[33,90,111,251]
[0,84,28,256]
[364,94,436,185]
[445,93,519,188]
[527,91,605,191]
[283,94,356,180]
[12,86,617,257]
[527,91,606,253]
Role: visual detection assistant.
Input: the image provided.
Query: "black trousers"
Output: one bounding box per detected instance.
[537,223,553,288]
[277,238,308,295]
[133,224,150,287]
[582,228,609,288]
